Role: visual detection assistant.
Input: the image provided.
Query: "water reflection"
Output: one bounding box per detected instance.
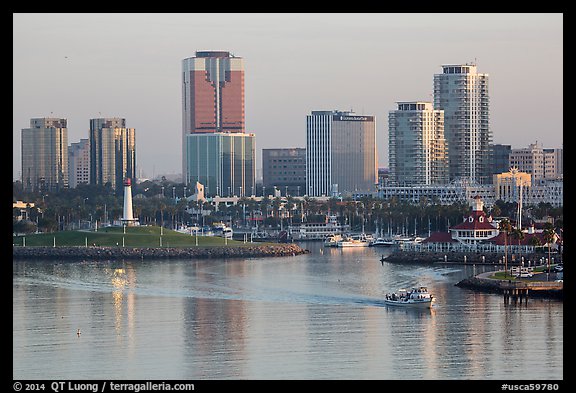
[13,245,563,380]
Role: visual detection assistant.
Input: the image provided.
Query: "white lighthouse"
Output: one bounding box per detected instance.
[121,178,139,226]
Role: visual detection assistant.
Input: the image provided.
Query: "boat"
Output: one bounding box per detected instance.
[289,215,350,240]
[324,234,343,247]
[370,237,395,247]
[383,287,434,308]
[212,222,233,238]
[337,233,373,247]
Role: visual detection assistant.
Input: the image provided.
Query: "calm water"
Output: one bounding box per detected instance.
[13,243,563,380]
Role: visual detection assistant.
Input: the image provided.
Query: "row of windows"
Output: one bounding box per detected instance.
[270,159,305,163]
[271,165,305,169]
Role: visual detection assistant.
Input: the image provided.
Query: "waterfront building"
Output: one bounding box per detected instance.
[306,110,377,197]
[262,148,306,196]
[68,138,90,188]
[509,142,563,182]
[433,63,491,184]
[89,118,136,192]
[378,180,494,207]
[493,167,531,205]
[21,118,68,192]
[378,174,562,208]
[449,195,499,244]
[388,101,448,186]
[13,200,36,221]
[527,179,563,207]
[182,51,245,183]
[415,195,560,254]
[185,132,255,197]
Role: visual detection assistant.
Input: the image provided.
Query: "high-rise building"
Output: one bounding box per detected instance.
[509,143,563,182]
[306,110,377,197]
[433,63,491,184]
[21,118,68,192]
[490,144,512,180]
[182,51,245,183]
[186,132,255,197]
[89,118,136,191]
[388,102,448,186]
[262,148,306,197]
[68,138,90,188]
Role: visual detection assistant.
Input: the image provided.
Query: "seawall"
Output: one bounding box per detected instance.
[12,243,309,261]
[383,250,553,265]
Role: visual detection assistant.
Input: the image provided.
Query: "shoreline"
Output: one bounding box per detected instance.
[12,243,310,261]
[455,272,563,300]
[383,250,560,265]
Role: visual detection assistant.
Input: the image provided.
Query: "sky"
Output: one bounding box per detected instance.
[13,13,563,182]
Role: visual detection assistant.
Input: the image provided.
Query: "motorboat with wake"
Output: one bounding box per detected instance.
[383,286,434,308]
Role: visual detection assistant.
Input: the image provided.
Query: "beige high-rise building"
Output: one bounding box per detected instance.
[509,143,563,182]
[21,118,68,192]
[388,102,448,186]
[89,118,136,191]
[68,138,90,188]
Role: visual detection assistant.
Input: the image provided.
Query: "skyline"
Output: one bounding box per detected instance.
[13,13,563,182]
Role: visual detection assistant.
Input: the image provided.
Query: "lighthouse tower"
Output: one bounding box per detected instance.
[121,178,139,226]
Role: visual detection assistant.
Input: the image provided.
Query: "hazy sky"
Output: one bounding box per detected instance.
[13,13,563,182]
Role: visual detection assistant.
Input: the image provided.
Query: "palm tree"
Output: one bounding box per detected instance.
[499,218,512,278]
[511,227,525,264]
[542,222,556,276]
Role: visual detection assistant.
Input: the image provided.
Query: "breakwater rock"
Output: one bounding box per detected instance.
[455,276,502,294]
[12,243,309,261]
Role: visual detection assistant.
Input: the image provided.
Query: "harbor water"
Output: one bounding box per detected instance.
[13,242,563,380]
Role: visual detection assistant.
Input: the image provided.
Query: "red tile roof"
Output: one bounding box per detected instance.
[450,210,496,230]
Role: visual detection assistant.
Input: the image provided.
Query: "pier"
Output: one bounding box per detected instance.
[500,280,563,303]
[456,272,563,301]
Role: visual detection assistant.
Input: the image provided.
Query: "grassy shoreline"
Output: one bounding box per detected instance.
[12,225,270,248]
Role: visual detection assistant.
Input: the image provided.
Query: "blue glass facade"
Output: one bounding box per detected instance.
[186,133,255,197]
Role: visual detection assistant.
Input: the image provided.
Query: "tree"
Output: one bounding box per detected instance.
[542,222,556,277]
[499,218,512,278]
[511,228,525,263]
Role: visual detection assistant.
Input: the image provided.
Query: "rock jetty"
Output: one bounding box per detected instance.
[12,243,309,261]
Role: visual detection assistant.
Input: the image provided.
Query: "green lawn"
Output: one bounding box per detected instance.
[489,265,555,281]
[13,225,271,248]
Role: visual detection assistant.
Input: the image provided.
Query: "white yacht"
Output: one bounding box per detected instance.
[337,233,373,247]
[324,234,344,247]
[383,287,434,308]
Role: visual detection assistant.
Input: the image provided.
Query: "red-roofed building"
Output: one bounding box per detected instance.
[449,196,499,244]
